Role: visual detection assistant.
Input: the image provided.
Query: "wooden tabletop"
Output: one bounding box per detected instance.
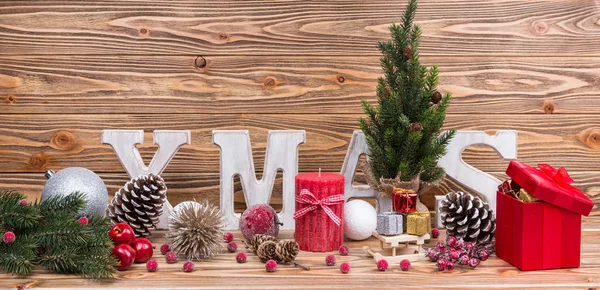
[1,227,599,290]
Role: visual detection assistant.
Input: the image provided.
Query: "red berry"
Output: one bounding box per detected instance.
[165,252,177,264]
[465,242,474,251]
[478,250,489,261]
[19,199,28,206]
[160,244,170,255]
[265,260,277,272]
[3,231,15,244]
[400,259,411,271]
[449,249,459,260]
[227,242,237,253]
[236,252,247,263]
[447,236,456,247]
[340,262,351,274]
[458,255,469,265]
[468,258,480,268]
[431,228,440,238]
[183,261,195,272]
[223,232,233,243]
[325,254,336,266]
[446,261,455,271]
[436,260,447,271]
[338,245,349,256]
[146,260,158,272]
[454,239,465,250]
[78,217,88,226]
[377,259,388,271]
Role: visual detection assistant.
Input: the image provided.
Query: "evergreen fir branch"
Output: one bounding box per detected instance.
[37,191,86,217]
[0,190,40,229]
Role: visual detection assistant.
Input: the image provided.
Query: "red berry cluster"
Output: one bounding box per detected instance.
[424,236,489,271]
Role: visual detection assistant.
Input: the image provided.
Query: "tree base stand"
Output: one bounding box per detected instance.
[363,231,430,263]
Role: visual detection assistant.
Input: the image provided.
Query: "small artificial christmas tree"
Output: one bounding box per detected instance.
[359,0,455,208]
[0,190,115,279]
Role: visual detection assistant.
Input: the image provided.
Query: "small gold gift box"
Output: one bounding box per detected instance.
[406,211,431,236]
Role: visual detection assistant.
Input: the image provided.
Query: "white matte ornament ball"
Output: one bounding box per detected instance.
[344,199,377,240]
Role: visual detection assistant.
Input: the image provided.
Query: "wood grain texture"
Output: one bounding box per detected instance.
[0,0,599,56]
[1,114,600,173]
[2,56,600,114]
[1,229,599,289]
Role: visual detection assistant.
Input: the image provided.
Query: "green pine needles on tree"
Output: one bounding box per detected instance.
[0,190,116,279]
[359,0,455,184]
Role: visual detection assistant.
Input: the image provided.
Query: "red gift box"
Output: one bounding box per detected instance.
[496,161,594,271]
[392,189,417,213]
[294,172,344,252]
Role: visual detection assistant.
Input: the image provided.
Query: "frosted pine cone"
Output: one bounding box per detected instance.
[440,192,495,245]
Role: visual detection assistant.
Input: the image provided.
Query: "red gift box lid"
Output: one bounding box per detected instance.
[505,161,593,216]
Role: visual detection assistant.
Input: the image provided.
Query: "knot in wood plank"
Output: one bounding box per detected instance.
[264,77,277,87]
[28,152,49,171]
[5,94,16,104]
[194,56,207,69]
[533,21,548,34]
[52,131,76,150]
[337,75,345,83]
[543,100,555,114]
[577,128,600,149]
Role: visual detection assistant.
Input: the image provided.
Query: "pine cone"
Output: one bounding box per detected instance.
[431,91,442,104]
[106,173,167,237]
[440,192,496,245]
[408,122,423,133]
[403,45,414,60]
[257,241,278,262]
[249,234,278,254]
[275,240,299,263]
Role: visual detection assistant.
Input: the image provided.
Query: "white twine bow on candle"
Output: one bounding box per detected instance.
[293,189,344,226]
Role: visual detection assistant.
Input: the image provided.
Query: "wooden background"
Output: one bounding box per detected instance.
[1,0,599,222]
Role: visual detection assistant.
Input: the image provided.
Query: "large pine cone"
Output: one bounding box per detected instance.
[106,173,167,237]
[249,234,278,254]
[257,241,278,262]
[440,191,495,244]
[275,240,299,263]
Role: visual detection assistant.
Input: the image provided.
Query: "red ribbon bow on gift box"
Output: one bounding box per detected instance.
[538,164,574,187]
[293,189,344,226]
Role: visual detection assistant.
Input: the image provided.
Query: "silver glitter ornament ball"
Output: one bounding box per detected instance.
[41,167,109,217]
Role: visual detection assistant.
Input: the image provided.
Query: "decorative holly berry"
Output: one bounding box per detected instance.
[339,245,349,256]
[454,239,465,250]
[377,259,389,271]
[478,250,489,261]
[447,236,456,247]
[3,231,15,244]
[400,259,411,271]
[146,260,158,272]
[183,261,195,272]
[458,255,469,265]
[265,260,277,272]
[340,262,351,274]
[446,261,455,271]
[449,249,459,260]
[431,228,440,238]
[436,260,447,271]
[468,258,480,268]
[227,242,238,253]
[19,199,28,206]
[236,252,247,263]
[325,254,336,266]
[223,232,233,243]
[160,244,170,255]
[165,251,177,264]
[465,242,474,251]
[78,217,88,226]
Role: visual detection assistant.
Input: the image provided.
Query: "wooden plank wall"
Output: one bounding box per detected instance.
[0,0,599,223]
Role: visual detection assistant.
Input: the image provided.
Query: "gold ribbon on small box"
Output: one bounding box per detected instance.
[406,211,431,236]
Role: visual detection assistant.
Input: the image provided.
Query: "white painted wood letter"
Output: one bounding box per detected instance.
[213,130,306,230]
[102,130,192,228]
[340,130,377,201]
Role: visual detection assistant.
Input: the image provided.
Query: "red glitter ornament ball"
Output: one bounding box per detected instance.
[431,228,440,239]
[339,245,349,256]
[377,259,389,271]
[236,252,247,263]
[239,204,281,241]
[223,232,233,243]
[265,260,278,272]
[400,259,411,271]
[78,217,88,226]
[146,260,158,272]
[325,255,336,266]
[227,242,238,253]
[160,244,170,255]
[165,252,177,264]
[3,231,15,244]
[340,262,351,274]
[183,261,195,273]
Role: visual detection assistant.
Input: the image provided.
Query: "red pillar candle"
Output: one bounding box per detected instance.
[294,172,344,252]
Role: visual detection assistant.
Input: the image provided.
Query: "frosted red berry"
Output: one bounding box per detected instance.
[340,262,351,274]
[458,255,469,265]
[236,252,247,263]
[447,236,456,247]
[325,254,336,266]
[146,260,158,272]
[3,231,15,244]
[183,261,195,272]
[223,232,233,243]
[19,199,28,206]
[468,258,480,268]
[339,245,349,256]
[377,259,388,271]
[165,251,177,264]
[431,228,440,239]
[465,242,474,251]
[449,249,459,260]
[454,239,465,249]
[78,217,88,226]
[400,259,411,271]
[478,250,489,261]
[446,261,455,271]
[227,241,238,253]
[160,244,170,255]
[265,260,277,272]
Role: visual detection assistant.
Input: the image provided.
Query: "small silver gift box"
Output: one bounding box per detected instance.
[377,212,404,235]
